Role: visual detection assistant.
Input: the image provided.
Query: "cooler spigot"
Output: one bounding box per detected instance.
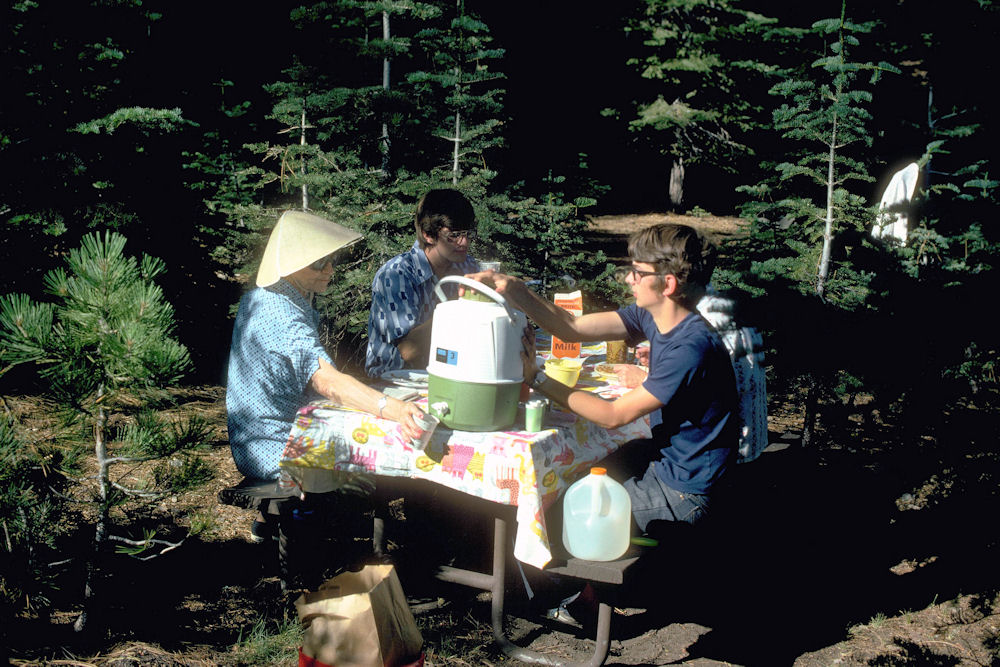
[430,401,450,418]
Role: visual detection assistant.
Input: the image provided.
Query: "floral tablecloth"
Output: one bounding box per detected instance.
[279,343,650,569]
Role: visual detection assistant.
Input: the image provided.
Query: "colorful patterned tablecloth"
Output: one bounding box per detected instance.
[279,353,651,569]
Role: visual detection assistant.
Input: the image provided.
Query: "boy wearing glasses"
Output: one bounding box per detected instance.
[469,223,738,532]
[366,188,481,377]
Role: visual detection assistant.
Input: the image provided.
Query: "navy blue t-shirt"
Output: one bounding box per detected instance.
[616,306,738,494]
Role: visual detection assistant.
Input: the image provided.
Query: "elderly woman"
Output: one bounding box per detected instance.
[226,210,424,540]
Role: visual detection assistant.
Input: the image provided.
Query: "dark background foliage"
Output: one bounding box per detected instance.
[2,0,997,384]
[2,1,1000,660]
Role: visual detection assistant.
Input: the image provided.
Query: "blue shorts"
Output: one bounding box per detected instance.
[624,463,712,532]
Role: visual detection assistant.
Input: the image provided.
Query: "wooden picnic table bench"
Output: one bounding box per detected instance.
[219,475,654,666]
[436,511,647,667]
[218,477,380,590]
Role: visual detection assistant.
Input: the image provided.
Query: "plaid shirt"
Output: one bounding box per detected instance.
[365,241,479,377]
[226,279,332,480]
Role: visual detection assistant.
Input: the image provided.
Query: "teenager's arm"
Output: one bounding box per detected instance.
[519,330,659,430]
[395,318,434,368]
[464,270,629,342]
[533,370,660,430]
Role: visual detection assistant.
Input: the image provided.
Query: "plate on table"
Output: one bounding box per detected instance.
[592,363,621,380]
[380,369,429,389]
[382,386,422,401]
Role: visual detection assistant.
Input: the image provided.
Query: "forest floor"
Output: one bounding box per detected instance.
[4,213,999,667]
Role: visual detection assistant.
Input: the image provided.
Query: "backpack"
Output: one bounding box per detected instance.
[697,293,769,464]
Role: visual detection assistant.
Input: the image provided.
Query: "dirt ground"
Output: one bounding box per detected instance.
[4,213,999,666]
[589,212,746,238]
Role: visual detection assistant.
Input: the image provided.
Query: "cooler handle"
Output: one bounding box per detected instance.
[434,275,516,323]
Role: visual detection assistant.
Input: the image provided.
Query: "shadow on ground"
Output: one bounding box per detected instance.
[6,536,293,661]
[545,417,1000,666]
[7,401,997,666]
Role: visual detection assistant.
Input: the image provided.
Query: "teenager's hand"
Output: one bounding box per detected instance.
[520,322,539,381]
[614,364,648,389]
[463,270,526,306]
[635,344,650,368]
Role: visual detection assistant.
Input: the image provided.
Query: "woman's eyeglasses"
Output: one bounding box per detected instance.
[440,228,476,243]
[310,254,335,271]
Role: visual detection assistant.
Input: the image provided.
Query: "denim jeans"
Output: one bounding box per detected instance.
[624,462,712,532]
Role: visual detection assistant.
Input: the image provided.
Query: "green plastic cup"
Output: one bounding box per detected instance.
[525,399,545,432]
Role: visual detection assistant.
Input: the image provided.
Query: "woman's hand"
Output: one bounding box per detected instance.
[311,359,428,441]
[395,400,427,441]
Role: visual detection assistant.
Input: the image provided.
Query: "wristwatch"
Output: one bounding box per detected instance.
[376,396,388,418]
[530,369,548,389]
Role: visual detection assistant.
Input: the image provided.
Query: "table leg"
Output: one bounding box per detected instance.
[435,516,613,667]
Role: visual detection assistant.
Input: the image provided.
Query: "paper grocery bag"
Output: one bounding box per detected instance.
[295,564,424,667]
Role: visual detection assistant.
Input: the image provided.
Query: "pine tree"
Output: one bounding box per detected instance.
[0,415,67,644]
[1,2,190,290]
[496,171,616,303]
[203,1,512,369]
[719,2,899,445]
[0,232,208,632]
[193,3,619,369]
[620,0,772,210]
[733,3,898,303]
[407,0,506,185]
[858,2,1000,425]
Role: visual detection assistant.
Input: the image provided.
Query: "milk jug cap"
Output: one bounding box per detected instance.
[590,467,607,475]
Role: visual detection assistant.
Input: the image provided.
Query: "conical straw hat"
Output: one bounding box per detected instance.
[256,210,363,287]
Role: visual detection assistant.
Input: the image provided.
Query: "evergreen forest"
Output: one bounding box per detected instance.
[2,0,999,664]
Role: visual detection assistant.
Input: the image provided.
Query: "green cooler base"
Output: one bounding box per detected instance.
[426,375,520,432]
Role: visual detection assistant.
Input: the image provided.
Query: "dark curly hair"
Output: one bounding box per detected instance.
[414,189,476,248]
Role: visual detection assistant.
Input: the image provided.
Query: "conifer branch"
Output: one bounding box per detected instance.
[107,533,185,560]
[46,486,94,504]
[109,481,163,499]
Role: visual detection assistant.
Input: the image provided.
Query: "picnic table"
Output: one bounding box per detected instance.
[278,339,650,570]
[277,339,652,666]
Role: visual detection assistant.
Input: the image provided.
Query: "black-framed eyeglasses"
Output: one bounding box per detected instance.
[626,266,666,281]
[440,228,476,243]
[309,253,335,271]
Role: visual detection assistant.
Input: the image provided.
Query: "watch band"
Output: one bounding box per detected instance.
[376,396,388,418]
[531,369,547,389]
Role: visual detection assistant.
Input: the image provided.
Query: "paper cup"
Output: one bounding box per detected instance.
[606,339,628,364]
[411,411,440,449]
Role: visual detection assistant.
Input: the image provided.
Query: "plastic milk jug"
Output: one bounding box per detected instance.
[562,467,631,561]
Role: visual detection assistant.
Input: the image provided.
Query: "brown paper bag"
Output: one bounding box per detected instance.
[295,564,424,667]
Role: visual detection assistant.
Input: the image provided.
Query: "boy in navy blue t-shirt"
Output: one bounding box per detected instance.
[468,223,738,531]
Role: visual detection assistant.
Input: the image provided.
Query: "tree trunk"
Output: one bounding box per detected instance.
[381,10,391,178]
[801,374,819,448]
[817,100,839,297]
[451,109,462,185]
[925,85,934,190]
[300,107,309,210]
[74,386,109,633]
[669,158,685,210]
